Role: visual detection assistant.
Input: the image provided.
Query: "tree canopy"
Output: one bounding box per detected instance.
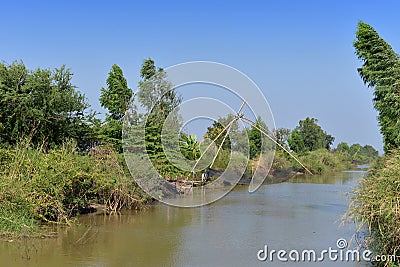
[336,141,378,163]
[99,64,132,152]
[0,61,90,148]
[247,116,268,159]
[354,21,400,152]
[203,114,238,151]
[100,64,132,120]
[137,58,183,177]
[288,117,334,153]
[179,133,201,161]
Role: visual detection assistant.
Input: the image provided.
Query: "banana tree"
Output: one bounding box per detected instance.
[179,133,201,161]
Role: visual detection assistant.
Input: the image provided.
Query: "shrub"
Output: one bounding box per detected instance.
[296,149,352,174]
[349,151,400,266]
[0,141,149,236]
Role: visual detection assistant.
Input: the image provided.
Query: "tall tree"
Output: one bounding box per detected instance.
[247,116,268,159]
[139,58,163,81]
[336,142,350,154]
[288,117,334,153]
[0,61,89,148]
[204,114,238,151]
[136,58,182,176]
[354,21,400,152]
[272,128,291,154]
[137,59,180,117]
[274,128,291,147]
[99,64,132,151]
[100,64,132,120]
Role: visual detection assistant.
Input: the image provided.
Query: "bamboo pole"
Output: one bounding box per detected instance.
[190,99,313,177]
[209,119,235,168]
[208,100,247,168]
[240,117,313,175]
[191,116,237,173]
[191,100,247,173]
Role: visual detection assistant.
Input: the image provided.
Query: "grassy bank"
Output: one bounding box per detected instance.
[349,151,400,267]
[212,149,357,186]
[269,149,354,176]
[0,142,369,238]
[296,149,354,174]
[0,141,150,238]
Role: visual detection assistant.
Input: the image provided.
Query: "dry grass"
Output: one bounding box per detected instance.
[0,140,149,237]
[348,151,400,266]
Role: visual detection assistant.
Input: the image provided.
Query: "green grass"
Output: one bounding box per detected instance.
[348,150,400,267]
[296,149,353,174]
[0,140,150,237]
[211,148,355,179]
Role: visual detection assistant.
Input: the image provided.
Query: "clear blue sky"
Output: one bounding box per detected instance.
[2,0,400,153]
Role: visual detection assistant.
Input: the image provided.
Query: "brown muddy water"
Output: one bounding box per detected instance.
[0,170,369,266]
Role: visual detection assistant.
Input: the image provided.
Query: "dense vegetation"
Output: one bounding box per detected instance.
[204,114,377,175]
[0,55,379,238]
[99,64,132,152]
[336,142,378,164]
[0,140,150,237]
[282,119,376,174]
[350,21,400,266]
[0,60,147,237]
[0,58,196,236]
[350,153,400,266]
[354,22,400,153]
[287,117,334,153]
[0,62,95,150]
[138,59,184,178]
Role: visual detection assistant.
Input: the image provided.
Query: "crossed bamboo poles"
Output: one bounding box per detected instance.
[191,100,313,176]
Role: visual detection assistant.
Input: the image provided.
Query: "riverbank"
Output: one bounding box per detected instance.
[0,170,366,266]
[0,142,151,238]
[210,149,360,186]
[348,150,400,266]
[0,143,371,238]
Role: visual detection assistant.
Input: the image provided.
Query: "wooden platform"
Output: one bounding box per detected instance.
[166,179,206,194]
